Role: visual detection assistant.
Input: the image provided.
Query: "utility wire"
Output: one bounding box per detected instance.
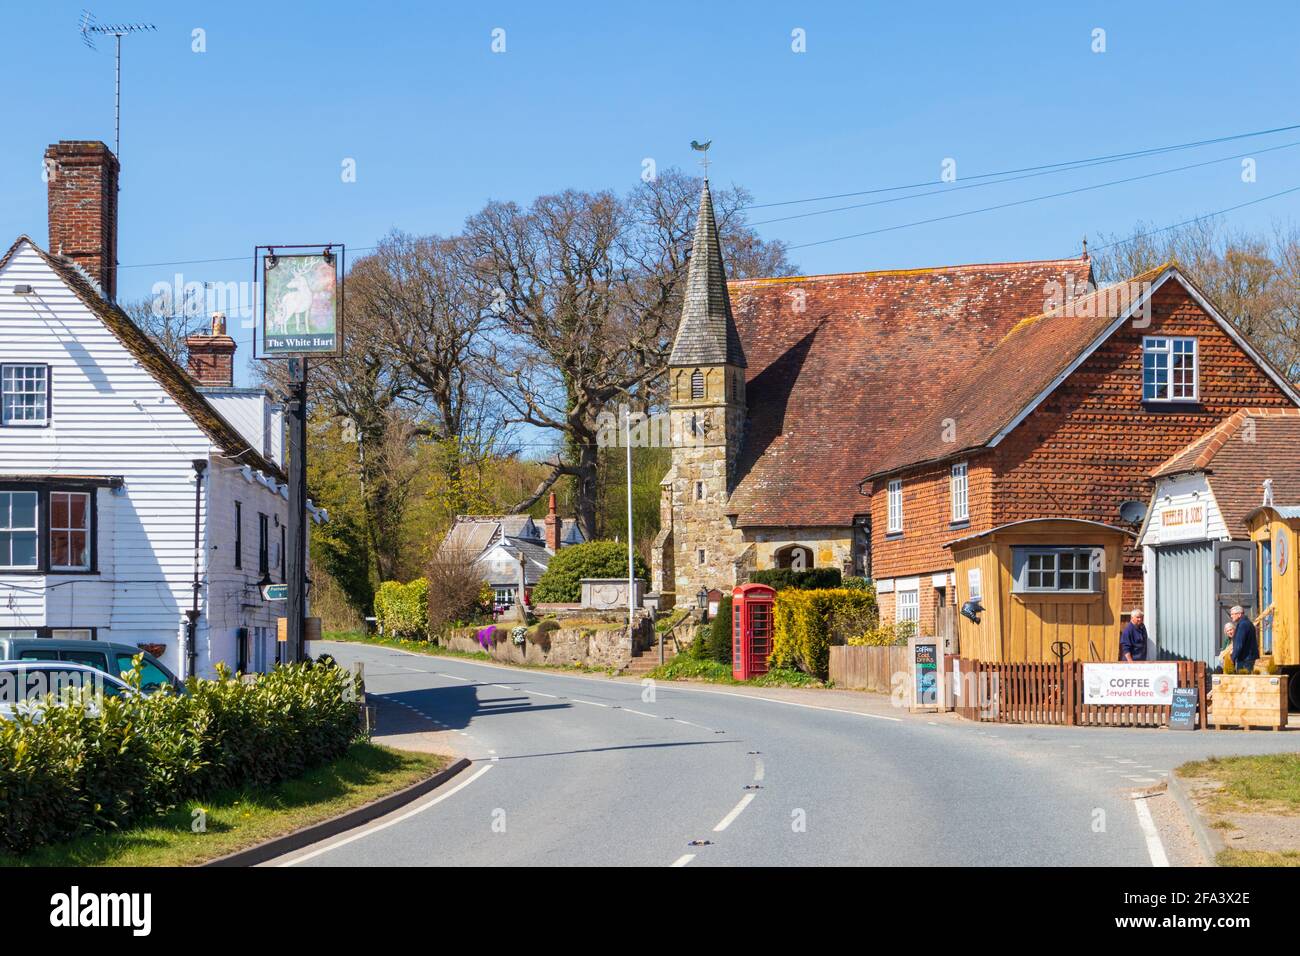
[787,143,1300,251]
[744,122,1300,210]
[1088,183,1300,254]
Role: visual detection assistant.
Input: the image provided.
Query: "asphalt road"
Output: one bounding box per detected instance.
[276,641,1300,867]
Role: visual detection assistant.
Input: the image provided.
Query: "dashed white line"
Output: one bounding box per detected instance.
[671,854,695,867]
[1132,793,1170,867]
[753,759,765,782]
[623,708,657,718]
[713,793,756,832]
[279,764,494,866]
[527,690,558,699]
[570,698,608,708]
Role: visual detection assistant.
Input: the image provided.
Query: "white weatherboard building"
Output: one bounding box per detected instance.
[0,139,322,677]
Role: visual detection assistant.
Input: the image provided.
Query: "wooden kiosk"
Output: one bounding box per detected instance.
[1243,505,1300,713]
[946,519,1132,663]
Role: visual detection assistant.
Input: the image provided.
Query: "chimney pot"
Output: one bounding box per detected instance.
[186,313,237,387]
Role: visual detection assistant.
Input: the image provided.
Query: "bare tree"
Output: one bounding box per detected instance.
[464,169,793,539]
[121,296,202,367]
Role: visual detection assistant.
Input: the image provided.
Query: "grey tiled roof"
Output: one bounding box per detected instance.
[668,181,746,368]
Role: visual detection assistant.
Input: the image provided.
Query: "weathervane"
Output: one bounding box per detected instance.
[690,139,712,179]
[79,10,156,160]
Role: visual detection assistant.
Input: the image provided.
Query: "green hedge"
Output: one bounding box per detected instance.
[707,595,733,664]
[749,567,843,591]
[532,541,649,604]
[771,587,878,680]
[374,578,429,639]
[0,660,363,854]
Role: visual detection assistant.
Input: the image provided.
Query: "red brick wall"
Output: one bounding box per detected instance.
[868,280,1294,607]
[185,335,236,386]
[871,460,993,579]
[45,141,119,301]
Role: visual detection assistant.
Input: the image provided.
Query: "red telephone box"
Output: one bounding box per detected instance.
[732,583,776,680]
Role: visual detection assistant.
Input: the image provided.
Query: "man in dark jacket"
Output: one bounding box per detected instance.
[1230,605,1259,674]
[1120,610,1148,661]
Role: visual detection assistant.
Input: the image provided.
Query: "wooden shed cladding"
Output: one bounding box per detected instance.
[1247,507,1300,667]
[949,519,1130,664]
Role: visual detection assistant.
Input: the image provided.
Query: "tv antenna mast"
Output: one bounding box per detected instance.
[79,11,155,160]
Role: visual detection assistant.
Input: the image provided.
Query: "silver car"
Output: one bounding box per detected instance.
[0,661,135,721]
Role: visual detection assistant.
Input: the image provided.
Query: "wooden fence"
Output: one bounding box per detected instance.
[953,658,1208,729]
[828,645,909,694]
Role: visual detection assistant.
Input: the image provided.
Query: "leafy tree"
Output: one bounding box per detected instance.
[531,540,649,603]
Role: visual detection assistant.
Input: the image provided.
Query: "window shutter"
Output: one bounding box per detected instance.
[1011,547,1029,593]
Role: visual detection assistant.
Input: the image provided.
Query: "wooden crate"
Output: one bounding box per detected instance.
[1209,674,1289,730]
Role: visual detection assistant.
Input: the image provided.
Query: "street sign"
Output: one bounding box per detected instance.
[262,583,288,601]
[261,251,341,357]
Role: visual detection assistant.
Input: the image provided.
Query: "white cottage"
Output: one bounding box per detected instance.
[0,140,319,677]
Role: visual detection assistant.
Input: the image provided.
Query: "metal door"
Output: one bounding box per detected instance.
[1155,542,1216,664]
[1215,541,1256,654]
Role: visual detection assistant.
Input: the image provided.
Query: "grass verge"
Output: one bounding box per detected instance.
[1176,754,1300,814]
[645,655,825,688]
[321,630,618,675]
[0,742,445,867]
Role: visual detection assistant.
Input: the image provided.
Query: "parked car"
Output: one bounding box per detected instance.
[0,637,179,694]
[0,660,135,720]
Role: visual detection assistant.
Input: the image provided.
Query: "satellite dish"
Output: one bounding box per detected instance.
[1119,500,1147,525]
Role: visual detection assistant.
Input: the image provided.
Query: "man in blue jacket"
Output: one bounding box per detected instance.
[1229,605,1259,674]
[1120,609,1148,661]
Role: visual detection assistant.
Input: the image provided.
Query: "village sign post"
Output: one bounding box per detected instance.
[255,244,344,662]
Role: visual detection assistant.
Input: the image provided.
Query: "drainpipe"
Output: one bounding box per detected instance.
[186,459,208,679]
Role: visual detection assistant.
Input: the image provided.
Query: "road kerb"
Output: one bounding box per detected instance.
[201,757,471,868]
[1166,772,1223,867]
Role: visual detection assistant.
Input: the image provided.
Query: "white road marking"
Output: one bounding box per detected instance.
[753,758,765,782]
[1131,793,1170,867]
[671,854,695,867]
[439,674,470,682]
[493,684,514,690]
[526,690,558,698]
[570,698,608,707]
[672,718,714,730]
[713,793,756,832]
[279,764,494,866]
[624,708,658,718]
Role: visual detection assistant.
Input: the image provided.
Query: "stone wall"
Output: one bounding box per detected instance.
[445,614,653,670]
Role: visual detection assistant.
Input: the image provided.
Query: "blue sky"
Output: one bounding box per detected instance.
[2,1,1299,388]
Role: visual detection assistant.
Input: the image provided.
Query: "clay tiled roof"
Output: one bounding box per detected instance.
[1152,407,1300,534]
[727,256,1094,526]
[0,236,285,481]
[863,263,1169,482]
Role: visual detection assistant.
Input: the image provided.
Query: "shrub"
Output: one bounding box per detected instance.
[426,549,490,635]
[771,587,878,680]
[707,595,733,664]
[531,541,649,604]
[750,567,842,591]
[849,619,915,646]
[841,576,871,591]
[0,660,363,854]
[526,619,560,652]
[374,578,429,639]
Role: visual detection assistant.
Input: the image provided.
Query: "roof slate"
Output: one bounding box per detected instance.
[726,256,1094,526]
[668,181,746,368]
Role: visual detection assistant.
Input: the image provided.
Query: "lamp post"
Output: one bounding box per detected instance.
[697,586,710,622]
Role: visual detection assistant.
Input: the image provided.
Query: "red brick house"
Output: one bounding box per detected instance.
[863,263,1300,641]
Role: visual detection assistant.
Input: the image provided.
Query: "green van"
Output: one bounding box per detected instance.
[0,635,180,694]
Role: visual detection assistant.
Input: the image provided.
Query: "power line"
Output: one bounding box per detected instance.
[752,140,1300,227]
[744,122,1300,210]
[787,144,1300,251]
[1088,183,1300,254]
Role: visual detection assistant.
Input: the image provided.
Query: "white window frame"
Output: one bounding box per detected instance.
[1014,546,1098,594]
[950,462,969,523]
[887,479,903,534]
[1142,336,1198,402]
[0,490,39,570]
[1,364,49,426]
[896,587,919,625]
[493,586,516,607]
[49,491,91,571]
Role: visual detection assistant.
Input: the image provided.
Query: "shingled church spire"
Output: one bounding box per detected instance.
[669,180,746,369]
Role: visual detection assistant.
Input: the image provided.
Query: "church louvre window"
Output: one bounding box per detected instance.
[695,481,704,501]
[697,549,706,564]
[691,369,705,399]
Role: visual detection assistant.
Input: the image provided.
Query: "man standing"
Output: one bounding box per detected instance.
[1120,609,1148,662]
[1229,605,1259,674]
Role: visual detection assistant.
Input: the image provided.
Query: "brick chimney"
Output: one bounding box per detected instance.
[544,491,562,552]
[45,141,120,301]
[186,313,237,386]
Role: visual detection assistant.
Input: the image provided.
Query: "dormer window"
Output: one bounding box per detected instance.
[691,369,705,400]
[1142,337,1198,402]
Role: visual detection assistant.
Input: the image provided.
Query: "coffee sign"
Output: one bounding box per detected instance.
[1083,662,1178,706]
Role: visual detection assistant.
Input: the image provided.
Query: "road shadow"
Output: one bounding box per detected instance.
[383,684,571,730]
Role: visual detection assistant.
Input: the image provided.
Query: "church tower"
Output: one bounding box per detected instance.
[653,180,747,607]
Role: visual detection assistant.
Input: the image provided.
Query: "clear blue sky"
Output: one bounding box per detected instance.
[2,1,1299,388]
